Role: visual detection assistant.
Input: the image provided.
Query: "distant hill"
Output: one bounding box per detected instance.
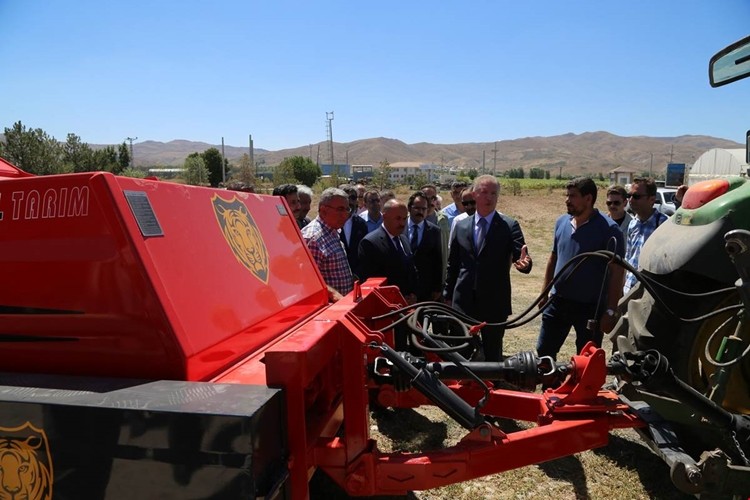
[115,132,743,176]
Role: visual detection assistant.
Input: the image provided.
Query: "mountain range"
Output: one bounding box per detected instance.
[112,132,742,176]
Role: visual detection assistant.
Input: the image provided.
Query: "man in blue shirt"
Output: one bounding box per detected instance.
[623,177,668,294]
[537,177,625,360]
[360,190,384,233]
[441,180,469,227]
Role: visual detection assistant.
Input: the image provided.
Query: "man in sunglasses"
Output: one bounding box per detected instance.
[623,177,668,294]
[448,187,475,243]
[605,185,632,237]
[441,180,469,226]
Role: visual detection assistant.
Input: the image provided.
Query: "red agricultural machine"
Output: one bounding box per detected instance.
[0,156,748,499]
[1,35,750,500]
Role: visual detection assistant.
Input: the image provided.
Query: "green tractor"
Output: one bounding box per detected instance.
[610,35,750,496]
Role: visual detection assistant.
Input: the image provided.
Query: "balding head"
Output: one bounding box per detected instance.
[382,199,408,236]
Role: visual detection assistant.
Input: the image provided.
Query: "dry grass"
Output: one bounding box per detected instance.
[312,186,693,499]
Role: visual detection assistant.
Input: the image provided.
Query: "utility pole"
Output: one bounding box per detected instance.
[650,152,654,177]
[249,135,255,177]
[221,137,226,184]
[482,150,486,174]
[492,141,498,175]
[668,145,674,164]
[326,112,335,176]
[126,137,137,168]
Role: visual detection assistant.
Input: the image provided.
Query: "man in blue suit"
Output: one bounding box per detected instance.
[444,175,532,362]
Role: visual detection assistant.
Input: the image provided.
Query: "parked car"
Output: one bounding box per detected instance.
[654,187,677,215]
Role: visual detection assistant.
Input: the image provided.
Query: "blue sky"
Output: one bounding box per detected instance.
[1,1,749,151]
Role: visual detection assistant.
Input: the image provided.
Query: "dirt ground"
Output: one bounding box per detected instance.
[310,186,693,500]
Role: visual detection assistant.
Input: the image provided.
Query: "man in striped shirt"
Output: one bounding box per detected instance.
[301,188,354,301]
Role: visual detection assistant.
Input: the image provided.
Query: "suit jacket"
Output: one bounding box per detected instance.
[444,212,531,321]
[411,220,443,302]
[358,226,418,296]
[341,214,369,279]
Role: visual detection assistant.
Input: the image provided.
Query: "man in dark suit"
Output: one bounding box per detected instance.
[406,191,443,302]
[338,184,369,279]
[444,175,532,362]
[358,199,418,304]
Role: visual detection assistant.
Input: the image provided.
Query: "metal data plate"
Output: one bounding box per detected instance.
[124,190,164,237]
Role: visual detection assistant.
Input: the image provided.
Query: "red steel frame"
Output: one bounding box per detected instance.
[218,279,645,498]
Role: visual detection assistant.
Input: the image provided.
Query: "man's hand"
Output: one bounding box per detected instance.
[514,245,532,271]
[675,184,688,204]
[538,293,550,309]
[327,286,343,303]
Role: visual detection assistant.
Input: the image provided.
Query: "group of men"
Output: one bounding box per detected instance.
[272,174,674,363]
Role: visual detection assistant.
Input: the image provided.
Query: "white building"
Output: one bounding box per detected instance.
[387,162,440,183]
[688,148,748,185]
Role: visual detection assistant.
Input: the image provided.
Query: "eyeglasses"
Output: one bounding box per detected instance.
[324,205,349,214]
[462,200,476,207]
[605,200,622,207]
[627,194,646,200]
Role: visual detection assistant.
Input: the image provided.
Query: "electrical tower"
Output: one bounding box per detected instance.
[326,112,335,175]
[126,137,138,168]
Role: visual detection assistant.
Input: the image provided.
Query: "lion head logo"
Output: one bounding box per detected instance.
[212,195,269,283]
[0,423,52,500]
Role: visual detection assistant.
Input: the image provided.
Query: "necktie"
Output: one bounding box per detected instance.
[393,236,406,257]
[410,224,419,250]
[476,217,487,251]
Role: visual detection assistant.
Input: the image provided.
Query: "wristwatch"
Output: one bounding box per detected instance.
[605,308,617,317]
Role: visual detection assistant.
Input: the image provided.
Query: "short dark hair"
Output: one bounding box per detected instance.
[272,184,298,197]
[338,184,356,198]
[419,183,437,192]
[407,190,428,208]
[632,177,657,197]
[566,177,598,203]
[606,185,627,199]
[363,189,380,202]
[451,180,468,190]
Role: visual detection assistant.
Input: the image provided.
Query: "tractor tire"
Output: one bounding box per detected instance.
[611,271,750,415]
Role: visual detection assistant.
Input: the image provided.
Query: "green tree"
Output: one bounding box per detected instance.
[120,167,146,178]
[118,142,130,171]
[467,168,479,180]
[63,133,98,172]
[232,153,257,187]
[96,146,121,174]
[373,159,391,190]
[276,155,321,186]
[273,161,296,185]
[202,147,225,187]
[529,167,546,179]
[183,153,209,185]
[2,121,65,175]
